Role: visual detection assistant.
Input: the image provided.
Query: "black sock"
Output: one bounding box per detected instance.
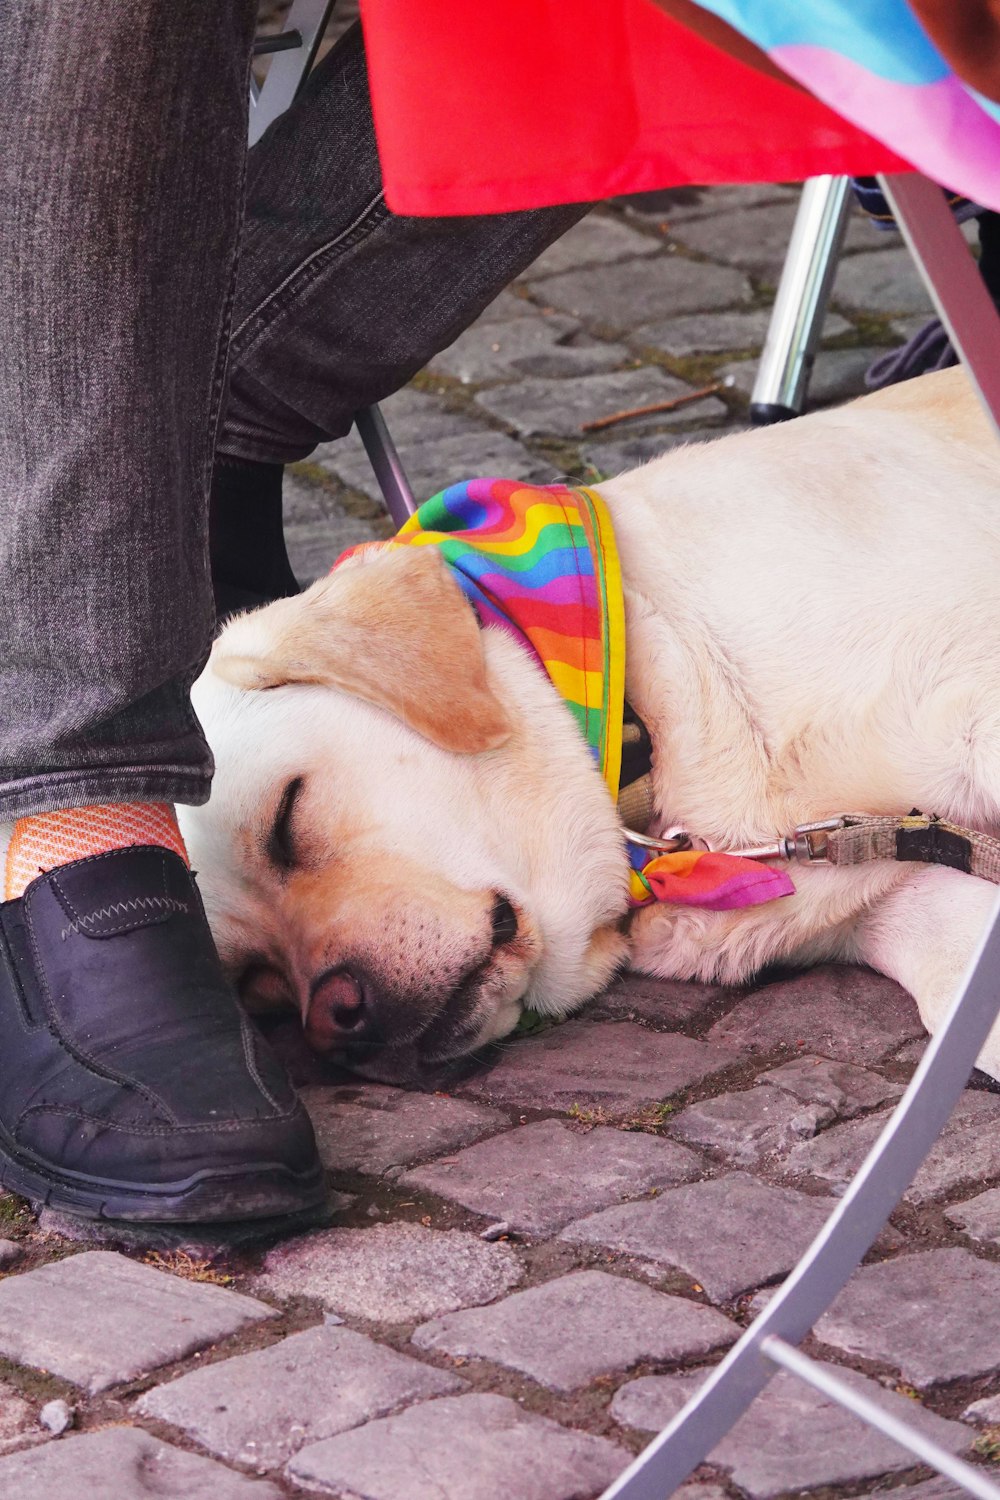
[209,456,300,621]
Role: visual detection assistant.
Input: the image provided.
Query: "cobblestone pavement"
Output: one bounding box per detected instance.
[2,190,998,1500]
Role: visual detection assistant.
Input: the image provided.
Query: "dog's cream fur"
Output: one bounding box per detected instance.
[180,367,1000,1080]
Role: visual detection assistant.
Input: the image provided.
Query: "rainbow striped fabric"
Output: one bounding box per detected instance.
[694,0,1000,214]
[338,478,793,913]
[387,478,627,801]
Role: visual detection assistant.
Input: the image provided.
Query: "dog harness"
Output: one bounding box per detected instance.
[341,478,794,913]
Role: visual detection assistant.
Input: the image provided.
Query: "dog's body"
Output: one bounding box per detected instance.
[183,368,1000,1080]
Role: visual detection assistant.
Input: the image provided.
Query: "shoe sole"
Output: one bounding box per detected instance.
[0,1124,326,1223]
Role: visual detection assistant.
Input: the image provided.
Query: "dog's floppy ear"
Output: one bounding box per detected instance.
[212,546,512,755]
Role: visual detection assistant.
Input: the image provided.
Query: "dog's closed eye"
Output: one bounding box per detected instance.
[268,776,304,871]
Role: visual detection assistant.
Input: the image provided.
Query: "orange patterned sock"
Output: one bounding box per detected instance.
[3,802,189,901]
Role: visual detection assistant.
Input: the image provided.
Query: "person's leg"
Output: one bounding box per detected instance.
[210,22,588,611]
[0,1,322,1220]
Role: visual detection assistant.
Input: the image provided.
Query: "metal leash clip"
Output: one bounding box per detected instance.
[729,817,847,862]
[624,818,847,863]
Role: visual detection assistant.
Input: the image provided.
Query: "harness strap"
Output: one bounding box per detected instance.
[825,813,1000,883]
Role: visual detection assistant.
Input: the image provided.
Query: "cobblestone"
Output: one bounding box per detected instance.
[761,1055,904,1116]
[300,1082,508,1176]
[944,1186,1000,1245]
[612,1365,972,1497]
[457,1019,739,1114]
[561,1173,835,1301]
[0,1426,285,1499]
[0,1251,275,1394]
[963,1393,1000,1424]
[402,1119,703,1233]
[430,315,629,385]
[535,256,753,328]
[815,1248,1000,1387]
[667,1084,833,1166]
[0,1238,24,1269]
[674,199,879,279]
[136,1323,463,1469]
[587,973,725,1026]
[718,346,882,406]
[0,1380,41,1455]
[521,215,665,278]
[320,424,555,507]
[785,1090,1000,1202]
[257,1221,523,1322]
[286,1393,628,1499]
[832,247,934,314]
[412,1270,738,1391]
[707,965,923,1063]
[475,367,726,440]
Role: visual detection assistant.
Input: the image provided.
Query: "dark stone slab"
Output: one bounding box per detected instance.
[0,1426,283,1498]
[457,1019,739,1115]
[286,1392,628,1500]
[136,1324,463,1469]
[561,1172,835,1301]
[299,1082,508,1175]
[256,1221,522,1323]
[816,1248,1000,1387]
[0,1251,275,1394]
[707,965,922,1065]
[412,1270,737,1391]
[612,1363,971,1498]
[403,1119,703,1234]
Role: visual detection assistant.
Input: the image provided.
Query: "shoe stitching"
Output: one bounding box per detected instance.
[59,894,190,942]
[24,864,180,1125]
[16,1102,307,1137]
[49,848,175,927]
[238,1011,287,1114]
[0,924,40,1033]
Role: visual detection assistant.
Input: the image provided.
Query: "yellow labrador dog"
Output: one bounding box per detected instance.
[181,368,1000,1081]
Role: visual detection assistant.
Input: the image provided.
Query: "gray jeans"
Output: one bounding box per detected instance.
[0,4,585,821]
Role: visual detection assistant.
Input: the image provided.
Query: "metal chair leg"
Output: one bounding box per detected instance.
[879,173,1000,441]
[354,405,418,527]
[750,176,853,425]
[601,892,1000,1499]
[249,0,337,146]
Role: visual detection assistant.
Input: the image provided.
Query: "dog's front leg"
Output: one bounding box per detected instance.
[850,864,1000,1080]
[627,863,907,988]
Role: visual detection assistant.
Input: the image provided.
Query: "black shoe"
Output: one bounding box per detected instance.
[0,846,325,1222]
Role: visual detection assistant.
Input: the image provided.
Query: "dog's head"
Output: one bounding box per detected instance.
[182,546,629,1080]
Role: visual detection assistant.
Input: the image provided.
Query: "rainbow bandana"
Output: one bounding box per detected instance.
[340,478,793,913]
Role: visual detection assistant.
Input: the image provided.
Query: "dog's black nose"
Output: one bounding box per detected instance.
[305,964,371,1052]
[490,894,518,947]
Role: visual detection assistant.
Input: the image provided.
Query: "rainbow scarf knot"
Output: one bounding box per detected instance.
[339,477,794,915]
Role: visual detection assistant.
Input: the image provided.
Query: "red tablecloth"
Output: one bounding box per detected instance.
[358,0,911,216]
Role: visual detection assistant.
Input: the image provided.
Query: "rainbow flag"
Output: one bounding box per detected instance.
[696,0,1000,215]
